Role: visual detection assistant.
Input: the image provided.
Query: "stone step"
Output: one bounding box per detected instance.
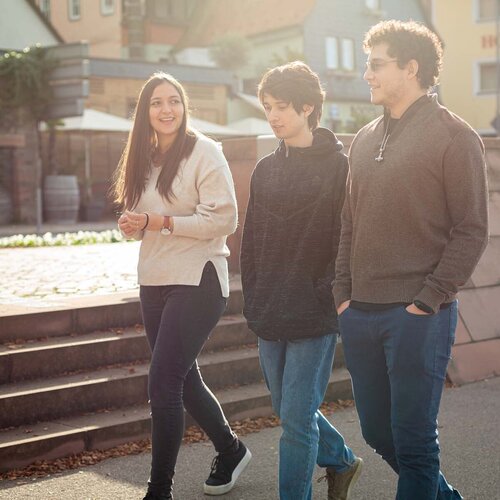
[0,339,347,430]
[0,346,264,429]
[0,280,244,344]
[0,368,353,473]
[0,315,256,384]
[0,291,142,344]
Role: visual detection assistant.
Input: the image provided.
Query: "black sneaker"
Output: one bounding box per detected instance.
[203,441,252,495]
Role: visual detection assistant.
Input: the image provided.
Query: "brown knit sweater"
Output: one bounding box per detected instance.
[333,94,489,313]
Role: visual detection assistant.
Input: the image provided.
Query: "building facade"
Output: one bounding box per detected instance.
[1,0,62,50]
[87,58,235,124]
[432,0,500,134]
[33,0,429,132]
[175,0,427,131]
[34,0,197,61]
[0,0,63,224]
[32,0,236,125]
[305,0,426,131]
[35,0,122,58]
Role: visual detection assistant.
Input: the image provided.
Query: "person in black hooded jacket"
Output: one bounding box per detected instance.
[240,61,362,500]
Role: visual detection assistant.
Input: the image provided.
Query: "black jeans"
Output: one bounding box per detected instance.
[140,262,237,494]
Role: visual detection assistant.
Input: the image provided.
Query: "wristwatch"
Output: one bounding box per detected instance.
[160,216,172,235]
[413,300,433,314]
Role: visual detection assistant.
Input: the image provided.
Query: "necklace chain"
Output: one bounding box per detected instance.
[375,119,391,162]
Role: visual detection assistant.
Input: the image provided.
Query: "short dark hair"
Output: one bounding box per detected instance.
[258,61,325,129]
[364,20,443,90]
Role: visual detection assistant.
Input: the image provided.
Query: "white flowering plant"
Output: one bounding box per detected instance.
[0,230,126,248]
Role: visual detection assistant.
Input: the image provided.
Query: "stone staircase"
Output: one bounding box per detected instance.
[0,284,352,473]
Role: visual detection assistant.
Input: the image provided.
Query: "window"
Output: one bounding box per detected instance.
[183,0,196,19]
[365,0,380,10]
[341,38,355,71]
[68,0,81,20]
[478,62,497,93]
[101,0,114,16]
[153,0,172,19]
[326,37,355,72]
[147,0,194,22]
[475,0,498,21]
[39,0,51,19]
[326,37,339,70]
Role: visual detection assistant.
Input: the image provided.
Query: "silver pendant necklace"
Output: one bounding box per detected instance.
[375,119,391,162]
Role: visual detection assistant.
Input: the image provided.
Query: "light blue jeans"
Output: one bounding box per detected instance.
[259,333,356,500]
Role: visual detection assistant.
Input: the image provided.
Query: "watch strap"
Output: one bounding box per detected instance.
[413,300,433,314]
[160,216,172,235]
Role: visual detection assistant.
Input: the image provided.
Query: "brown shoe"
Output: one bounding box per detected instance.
[323,457,363,500]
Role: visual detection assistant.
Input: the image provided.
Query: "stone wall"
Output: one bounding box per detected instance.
[0,111,39,224]
[447,137,500,384]
[221,136,262,273]
[39,130,127,217]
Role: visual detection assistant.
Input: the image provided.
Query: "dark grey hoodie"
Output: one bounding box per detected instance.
[240,127,348,341]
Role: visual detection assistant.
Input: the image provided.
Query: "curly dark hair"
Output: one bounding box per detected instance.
[258,61,325,130]
[364,20,443,90]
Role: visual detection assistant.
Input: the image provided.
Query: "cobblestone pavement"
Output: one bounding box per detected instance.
[0,241,140,308]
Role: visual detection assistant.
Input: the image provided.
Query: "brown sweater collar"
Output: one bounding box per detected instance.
[383,93,435,123]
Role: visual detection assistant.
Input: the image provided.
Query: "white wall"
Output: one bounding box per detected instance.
[0,0,60,50]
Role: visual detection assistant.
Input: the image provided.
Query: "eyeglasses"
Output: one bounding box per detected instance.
[365,59,399,72]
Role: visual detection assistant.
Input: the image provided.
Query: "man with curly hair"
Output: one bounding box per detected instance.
[333,20,489,499]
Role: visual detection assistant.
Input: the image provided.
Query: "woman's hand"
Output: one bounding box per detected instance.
[124,211,149,231]
[118,210,147,237]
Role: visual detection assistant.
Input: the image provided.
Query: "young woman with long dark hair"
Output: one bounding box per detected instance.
[114,72,251,500]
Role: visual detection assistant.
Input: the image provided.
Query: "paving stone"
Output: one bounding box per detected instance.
[454,314,472,345]
[459,287,500,342]
[488,191,500,237]
[469,236,500,288]
[0,242,140,307]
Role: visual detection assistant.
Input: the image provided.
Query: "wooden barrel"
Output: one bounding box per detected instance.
[43,175,80,223]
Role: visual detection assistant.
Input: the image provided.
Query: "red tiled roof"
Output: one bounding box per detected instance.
[176,0,316,49]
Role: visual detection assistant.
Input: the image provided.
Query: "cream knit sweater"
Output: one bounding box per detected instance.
[130,134,237,297]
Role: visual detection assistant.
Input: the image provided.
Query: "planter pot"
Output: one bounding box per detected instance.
[43,175,80,223]
[0,185,13,225]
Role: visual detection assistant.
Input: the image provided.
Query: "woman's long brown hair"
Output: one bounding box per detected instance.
[112,72,197,210]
